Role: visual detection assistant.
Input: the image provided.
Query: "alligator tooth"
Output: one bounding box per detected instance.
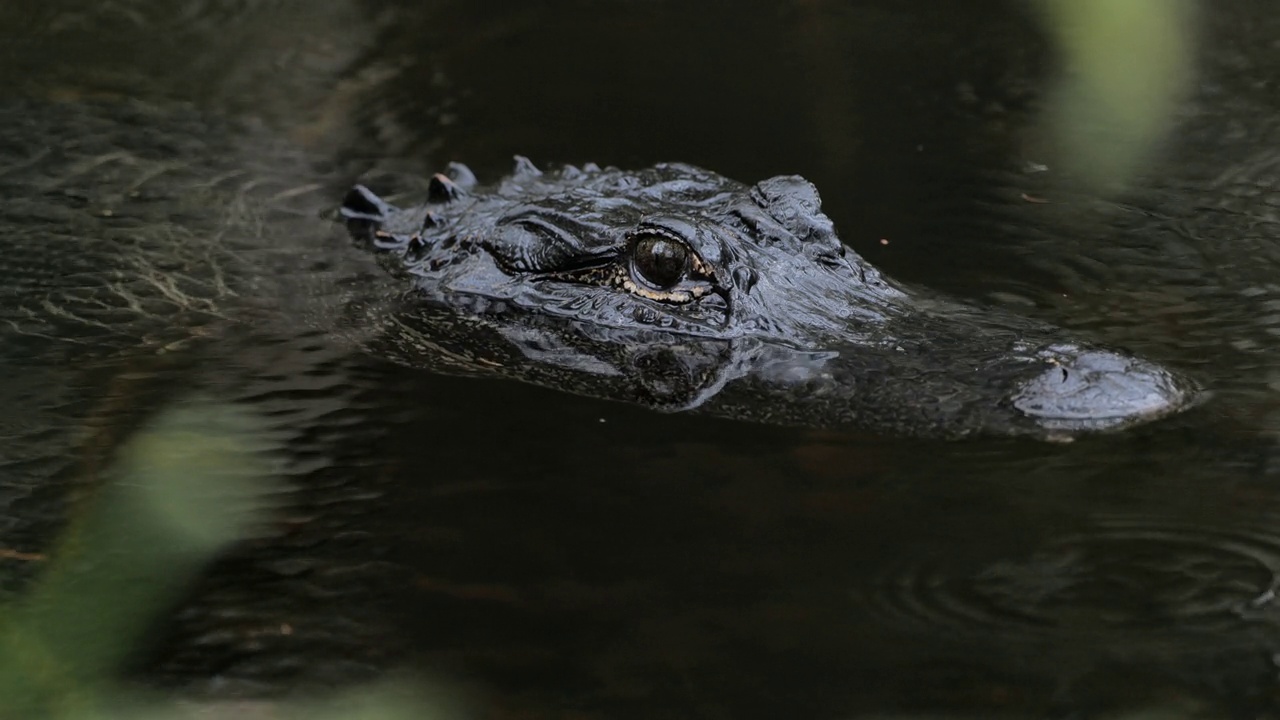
[428,173,465,203]
[512,155,543,177]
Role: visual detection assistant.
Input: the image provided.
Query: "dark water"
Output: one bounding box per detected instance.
[4,0,1280,717]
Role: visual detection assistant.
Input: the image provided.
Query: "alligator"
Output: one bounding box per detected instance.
[339,158,1198,440]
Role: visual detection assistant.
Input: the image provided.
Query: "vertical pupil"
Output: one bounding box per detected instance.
[634,235,689,289]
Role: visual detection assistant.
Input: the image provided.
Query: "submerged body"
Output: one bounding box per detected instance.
[342,159,1197,439]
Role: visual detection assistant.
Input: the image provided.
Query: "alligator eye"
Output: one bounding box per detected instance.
[631,233,690,290]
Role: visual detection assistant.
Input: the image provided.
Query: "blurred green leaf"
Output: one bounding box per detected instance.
[1038,0,1196,189]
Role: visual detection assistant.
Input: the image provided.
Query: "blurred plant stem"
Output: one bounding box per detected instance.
[0,398,459,719]
[0,400,275,718]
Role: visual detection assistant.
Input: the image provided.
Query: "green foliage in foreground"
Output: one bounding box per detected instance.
[0,400,458,720]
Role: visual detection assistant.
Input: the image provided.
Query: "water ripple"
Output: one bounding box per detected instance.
[854,514,1280,648]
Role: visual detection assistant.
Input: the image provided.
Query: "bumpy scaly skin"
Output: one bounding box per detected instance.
[343,158,1199,439]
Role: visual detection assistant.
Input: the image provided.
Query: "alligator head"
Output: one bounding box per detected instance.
[340,159,1198,439]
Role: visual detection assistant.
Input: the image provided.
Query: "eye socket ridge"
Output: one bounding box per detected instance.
[492,215,616,275]
[509,216,588,251]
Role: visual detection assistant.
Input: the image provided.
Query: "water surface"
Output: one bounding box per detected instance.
[3,1,1280,717]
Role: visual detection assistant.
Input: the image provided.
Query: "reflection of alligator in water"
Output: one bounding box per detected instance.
[342,160,1197,439]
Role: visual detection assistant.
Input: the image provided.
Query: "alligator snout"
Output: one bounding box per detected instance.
[1012,346,1199,434]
